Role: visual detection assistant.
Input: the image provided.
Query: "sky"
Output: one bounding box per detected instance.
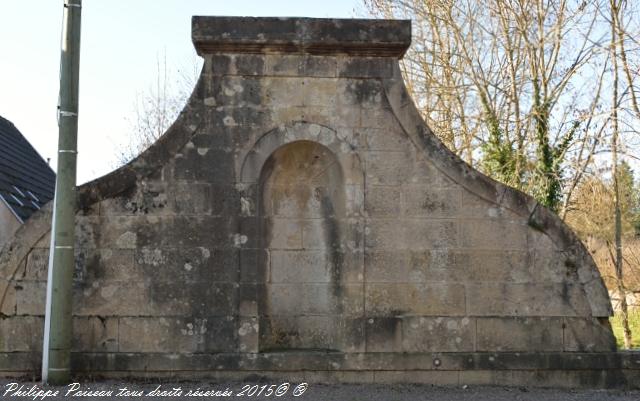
[0,0,363,184]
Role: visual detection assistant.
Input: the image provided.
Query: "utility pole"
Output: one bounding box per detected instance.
[42,0,82,384]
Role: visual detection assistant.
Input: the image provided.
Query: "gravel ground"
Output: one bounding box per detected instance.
[2,379,640,401]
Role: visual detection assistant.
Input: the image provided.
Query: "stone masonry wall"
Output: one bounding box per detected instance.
[0,17,621,380]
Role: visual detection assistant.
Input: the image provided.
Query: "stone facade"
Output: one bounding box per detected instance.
[1,16,637,386]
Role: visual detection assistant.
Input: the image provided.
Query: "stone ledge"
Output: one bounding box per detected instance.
[192,17,411,57]
[2,352,640,388]
[3,351,640,372]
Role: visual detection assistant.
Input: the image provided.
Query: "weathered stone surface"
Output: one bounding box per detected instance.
[466,283,591,316]
[564,318,617,352]
[366,283,466,316]
[15,281,46,315]
[72,317,118,352]
[476,317,563,352]
[118,317,236,352]
[460,220,528,250]
[0,316,43,352]
[402,187,462,218]
[0,15,618,382]
[401,316,475,352]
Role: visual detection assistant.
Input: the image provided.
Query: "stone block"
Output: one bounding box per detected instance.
[135,215,232,249]
[365,283,465,316]
[403,219,457,250]
[260,316,364,352]
[365,151,412,185]
[262,77,305,107]
[476,317,563,352]
[365,219,457,250]
[75,215,99,249]
[209,54,266,76]
[118,316,236,353]
[365,186,401,216]
[367,249,457,283]
[212,76,262,107]
[264,54,303,76]
[402,187,461,218]
[74,280,152,316]
[372,370,459,385]
[453,250,531,283]
[72,316,118,352]
[302,78,339,107]
[267,185,330,219]
[235,54,266,76]
[406,250,457,281]
[300,218,343,250]
[0,316,43,351]
[563,318,617,352]
[365,317,403,352]
[293,105,360,128]
[266,54,339,78]
[24,248,49,280]
[364,219,405,250]
[174,146,235,183]
[460,189,519,219]
[238,284,260,316]
[365,250,408,282]
[98,184,170,217]
[190,131,232,151]
[337,79,384,109]
[171,183,241,217]
[148,282,238,317]
[360,107,401,131]
[78,248,138,283]
[460,219,528,250]
[403,156,456,188]
[459,370,514,386]
[135,247,238,283]
[237,316,259,352]
[0,281,16,315]
[239,249,268,283]
[269,250,363,284]
[266,283,363,316]
[302,55,338,77]
[361,127,409,152]
[337,57,394,78]
[93,215,140,249]
[466,283,591,316]
[15,281,46,315]
[265,218,303,249]
[304,371,374,384]
[401,316,475,352]
[531,250,577,283]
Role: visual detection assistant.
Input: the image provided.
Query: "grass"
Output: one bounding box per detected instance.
[610,309,640,349]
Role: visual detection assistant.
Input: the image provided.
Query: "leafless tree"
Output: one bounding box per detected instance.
[114,53,201,166]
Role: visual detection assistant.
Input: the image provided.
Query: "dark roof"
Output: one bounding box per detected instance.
[0,115,55,223]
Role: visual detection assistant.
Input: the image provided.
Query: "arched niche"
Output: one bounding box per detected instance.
[259,140,345,350]
[238,122,365,353]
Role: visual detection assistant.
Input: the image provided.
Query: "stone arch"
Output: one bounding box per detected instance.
[238,122,365,352]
